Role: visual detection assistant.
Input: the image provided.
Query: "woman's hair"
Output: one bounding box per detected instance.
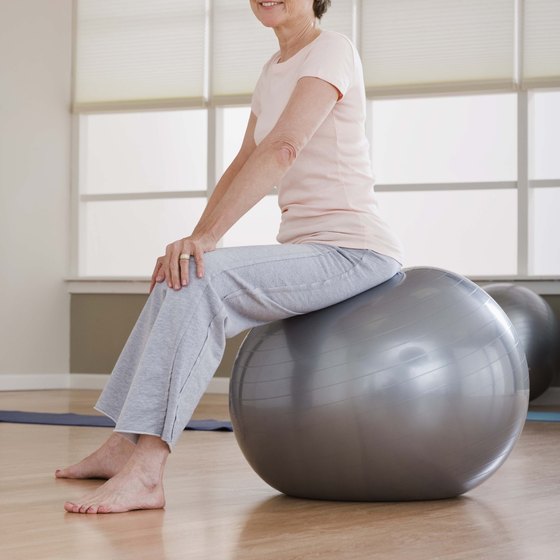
[313,0,331,20]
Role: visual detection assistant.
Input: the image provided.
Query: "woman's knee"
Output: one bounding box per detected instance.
[201,250,230,278]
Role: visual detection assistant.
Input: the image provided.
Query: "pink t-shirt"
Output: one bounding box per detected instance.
[251,30,404,264]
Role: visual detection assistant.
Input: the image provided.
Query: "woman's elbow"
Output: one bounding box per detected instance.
[271,139,302,168]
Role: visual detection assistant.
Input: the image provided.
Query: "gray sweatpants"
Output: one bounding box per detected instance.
[95,243,400,449]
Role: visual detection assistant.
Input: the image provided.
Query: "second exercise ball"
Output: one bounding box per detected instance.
[230,268,529,502]
[484,283,559,400]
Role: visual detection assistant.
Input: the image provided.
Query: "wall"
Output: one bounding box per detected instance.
[70,292,560,387]
[0,0,72,375]
[545,295,560,387]
[70,294,246,378]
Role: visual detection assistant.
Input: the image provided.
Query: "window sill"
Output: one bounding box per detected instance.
[471,276,560,295]
[66,277,151,294]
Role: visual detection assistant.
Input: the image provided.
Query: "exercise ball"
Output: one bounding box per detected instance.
[230,267,529,502]
[484,283,559,401]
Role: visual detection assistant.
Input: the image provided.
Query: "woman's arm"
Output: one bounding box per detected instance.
[150,114,257,292]
[193,112,258,235]
[195,77,338,244]
[154,76,339,291]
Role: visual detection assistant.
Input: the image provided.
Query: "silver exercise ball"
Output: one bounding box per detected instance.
[229,267,529,502]
[484,283,559,401]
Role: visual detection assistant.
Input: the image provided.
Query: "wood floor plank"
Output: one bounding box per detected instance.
[1,390,560,559]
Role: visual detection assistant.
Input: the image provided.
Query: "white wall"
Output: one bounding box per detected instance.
[0,0,72,375]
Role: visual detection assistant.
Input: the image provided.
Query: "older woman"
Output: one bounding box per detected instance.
[57,0,403,514]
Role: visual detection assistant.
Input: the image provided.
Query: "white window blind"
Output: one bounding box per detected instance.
[523,0,560,87]
[74,0,206,112]
[360,0,516,95]
[320,0,355,42]
[72,1,560,112]
[211,0,277,101]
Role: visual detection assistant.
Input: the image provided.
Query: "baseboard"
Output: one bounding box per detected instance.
[207,377,230,394]
[0,374,70,391]
[70,374,108,390]
[0,373,231,395]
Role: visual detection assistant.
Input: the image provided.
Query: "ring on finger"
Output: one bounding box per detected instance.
[179,253,191,261]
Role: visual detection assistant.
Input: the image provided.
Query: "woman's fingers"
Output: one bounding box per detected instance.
[177,242,206,286]
[179,253,191,286]
[179,242,203,286]
[149,257,164,293]
[158,236,213,291]
[193,246,205,279]
[168,242,182,290]
[170,240,195,289]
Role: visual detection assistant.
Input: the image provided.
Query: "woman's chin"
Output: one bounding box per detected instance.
[256,16,283,29]
[254,4,286,27]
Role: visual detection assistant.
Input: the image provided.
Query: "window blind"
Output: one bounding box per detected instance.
[73,0,360,110]
[360,0,516,95]
[523,0,560,87]
[211,0,277,101]
[73,0,559,112]
[320,0,355,42]
[73,0,206,112]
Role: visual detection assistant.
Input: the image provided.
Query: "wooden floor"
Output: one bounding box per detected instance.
[1,390,560,560]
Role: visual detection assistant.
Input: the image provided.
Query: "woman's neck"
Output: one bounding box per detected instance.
[275,19,321,62]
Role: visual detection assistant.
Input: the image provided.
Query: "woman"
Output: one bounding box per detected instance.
[57,0,403,514]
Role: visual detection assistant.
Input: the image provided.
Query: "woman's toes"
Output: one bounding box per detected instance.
[64,500,98,514]
[96,504,111,514]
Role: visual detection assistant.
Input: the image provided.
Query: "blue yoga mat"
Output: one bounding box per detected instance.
[0,410,232,431]
[526,410,560,423]
[0,410,557,429]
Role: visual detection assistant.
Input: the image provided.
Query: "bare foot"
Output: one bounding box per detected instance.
[63,434,169,514]
[55,433,135,480]
[63,465,165,514]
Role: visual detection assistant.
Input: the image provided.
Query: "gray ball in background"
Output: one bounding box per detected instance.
[230,267,529,502]
[484,283,559,401]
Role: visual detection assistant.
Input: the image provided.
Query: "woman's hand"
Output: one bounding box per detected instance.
[150,234,217,293]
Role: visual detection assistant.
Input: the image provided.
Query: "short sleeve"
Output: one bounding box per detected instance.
[251,70,264,116]
[251,53,277,116]
[297,32,355,101]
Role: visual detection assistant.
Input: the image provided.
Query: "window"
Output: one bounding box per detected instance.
[73,1,560,280]
[370,94,516,185]
[533,188,560,275]
[82,198,207,276]
[531,90,560,275]
[532,91,560,181]
[79,110,207,276]
[219,106,280,248]
[377,189,517,276]
[370,93,518,276]
[82,110,207,194]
